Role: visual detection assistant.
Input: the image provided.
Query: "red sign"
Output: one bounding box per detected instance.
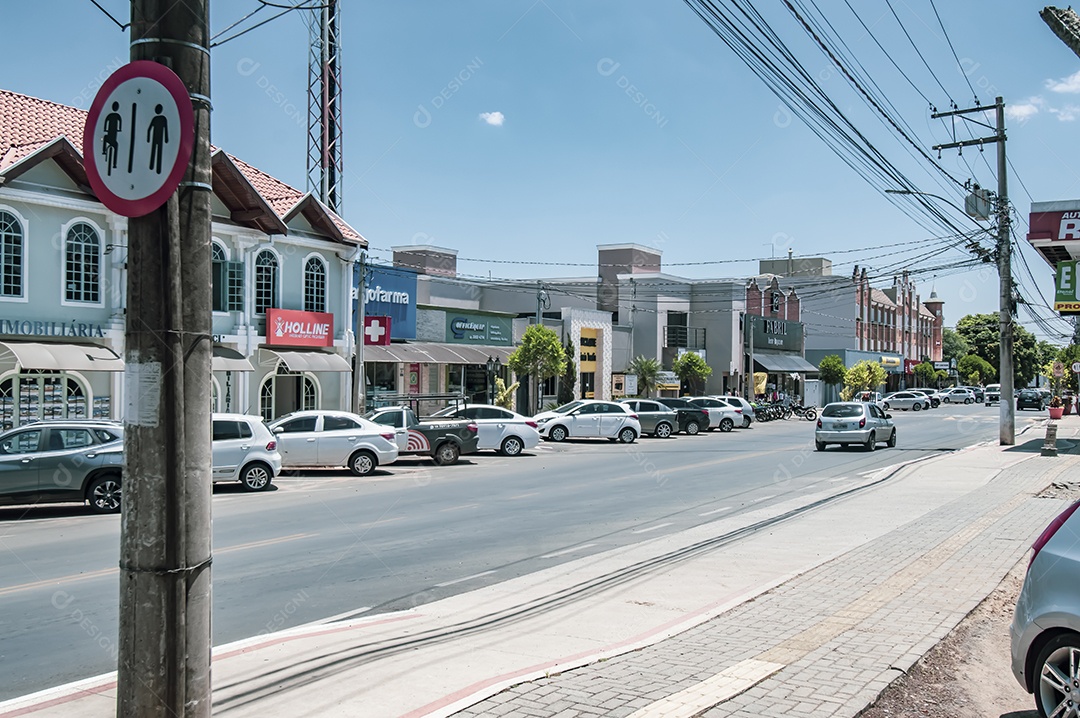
[363,316,392,346]
[1028,204,1080,243]
[83,61,195,217]
[904,359,920,374]
[267,308,333,347]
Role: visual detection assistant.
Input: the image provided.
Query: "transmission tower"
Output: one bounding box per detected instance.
[306,0,342,212]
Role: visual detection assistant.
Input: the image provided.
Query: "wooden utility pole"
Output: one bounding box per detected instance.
[118,1,213,715]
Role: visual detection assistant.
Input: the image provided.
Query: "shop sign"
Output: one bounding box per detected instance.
[0,318,106,338]
[933,361,950,371]
[360,265,417,339]
[656,370,680,391]
[363,316,392,346]
[445,311,512,345]
[1054,260,1080,315]
[580,328,598,372]
[747,317,803,352]
[267,308,333,347]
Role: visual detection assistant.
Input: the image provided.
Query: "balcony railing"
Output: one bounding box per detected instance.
[664,325,706,349]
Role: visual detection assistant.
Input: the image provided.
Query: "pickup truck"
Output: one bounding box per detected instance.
[365,406,479,465]
[984,383,1001,406]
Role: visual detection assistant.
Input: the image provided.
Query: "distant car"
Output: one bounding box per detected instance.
[907,389,941,408]
[712,395,756,427]
[620,399,677,438]
[1016,389,1046,411]
[960,386,985,402]
[0,420,124,513]
[939,388,976,404]
[365,406,479,465]
[1011,499,1080,717]
[815,401,895,452]
[211,414,282,491]
[984,383,1001,406]
[653,397,711,435]
[533,400,640,443]
[688,397,741,432]
[268,410,399,476]
[430,404,540,455]
[882,391,930,412]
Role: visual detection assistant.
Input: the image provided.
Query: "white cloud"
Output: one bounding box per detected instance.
[1050,105,1080,121]
[1006,101,1042,121]
[479,111,505,126]
[1046,69,1080,93]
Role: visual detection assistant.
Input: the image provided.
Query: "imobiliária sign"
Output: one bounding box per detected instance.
[266,308,333,347]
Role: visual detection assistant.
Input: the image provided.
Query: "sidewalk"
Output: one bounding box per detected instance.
[1,422,1075,718]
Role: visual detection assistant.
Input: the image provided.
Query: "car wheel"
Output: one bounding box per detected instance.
[912,402,922,411]
[1034,633,1080,718]
[653,422,673,438]
[742,416,752,428]
[815,440,825,451]
[719,418,734,433]
[433,442,460,466]
[86,474,122,514]
[618,427,637,444]
[240,463,272,492]
[943,397,951,403]
[883,402,891,410]
[549,425,567,442]
[887,429,897,448]
[500,436,524,456]
[864,432,876,451]
[965,398,973,405]
[685,420,701,435]
[349,450,376,477]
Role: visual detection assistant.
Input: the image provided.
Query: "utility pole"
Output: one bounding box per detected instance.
[353,252,367,413]
[931,97,1014,445]
[535,284,549,412]
[746,314,755,400]
[119,1,212,716]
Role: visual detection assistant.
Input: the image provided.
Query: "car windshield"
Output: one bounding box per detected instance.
[553,401,584,414]
[822,404,863,418]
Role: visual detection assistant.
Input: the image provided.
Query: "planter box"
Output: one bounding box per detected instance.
[1049,406,1065,420]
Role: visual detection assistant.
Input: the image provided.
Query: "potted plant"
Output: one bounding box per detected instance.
[1065,393,1075,416]
[1049,395,1065,420]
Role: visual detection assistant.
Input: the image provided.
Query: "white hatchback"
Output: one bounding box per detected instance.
[430,404,540,456]
[533,400,641,443]
[211,413,282,491]
[268,410,399,476]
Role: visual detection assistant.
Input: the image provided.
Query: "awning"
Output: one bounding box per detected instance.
[361,342,516,365]
[0,342,124,372]
[212,346,255,372]
[753,352,819,374]
[260,349,351,372]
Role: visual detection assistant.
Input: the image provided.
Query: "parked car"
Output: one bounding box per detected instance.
[620,399,678,438]
[939,388,976,404]
[365,406,479,465]
[430,404,540,455]
[712,395,756,427]
[532,400,640,443]
[984,383,1001,406]
[653,397,711,435]
[211,413,282,491]
[907,388,941,408]
[960,385,985,402]
[1016,389,1047,412]
[815,401,895,451]
[268,410,399,476]
[881,391,930,412]
[1010,499,1080,717]
[688,397,741,432]
[0,420,124,513]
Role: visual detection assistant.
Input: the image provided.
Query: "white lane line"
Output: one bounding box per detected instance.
[751,494,776,503]
[626,659,785,717]
[632,523,673,534]
[435,570,496,587]
[309,606,372,625]
[540,543,597,559]
[699,506,732,517]
[439,503,480,512]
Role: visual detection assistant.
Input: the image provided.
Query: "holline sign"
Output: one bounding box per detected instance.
[266,308,333,347]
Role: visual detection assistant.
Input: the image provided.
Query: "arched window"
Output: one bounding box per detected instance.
[212,242,243,312]
[303,256,327,313]
[254,250,278,314]
[0,211,24,298]
[65,222,100,303]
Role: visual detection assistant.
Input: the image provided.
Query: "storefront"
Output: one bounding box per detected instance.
[256,308,351,420]
[746,316,817,400]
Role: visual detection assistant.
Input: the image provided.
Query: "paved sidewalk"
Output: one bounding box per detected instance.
[0,423,1074,718]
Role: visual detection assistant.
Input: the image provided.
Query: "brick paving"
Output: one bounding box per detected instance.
[454,452,1075,718]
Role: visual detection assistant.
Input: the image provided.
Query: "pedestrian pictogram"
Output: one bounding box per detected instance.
[83,61,194,218]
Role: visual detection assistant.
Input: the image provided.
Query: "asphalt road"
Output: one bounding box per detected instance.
[0,403,1043,700]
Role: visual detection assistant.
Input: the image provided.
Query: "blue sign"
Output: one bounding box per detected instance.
[356,265,417,340]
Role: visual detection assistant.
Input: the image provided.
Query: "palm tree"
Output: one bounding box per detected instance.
[627,355,661,397]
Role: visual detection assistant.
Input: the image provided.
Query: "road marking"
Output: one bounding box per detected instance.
[439,503,480,512]
[367,516,403,527]
[626,659,785,717]
[751,495,776,503]
[507,492,539,500]
[217,533,314,554]
[541,543,596,559]
[435,570,495,587]
[632,523,673,534]
[699,506,732,517]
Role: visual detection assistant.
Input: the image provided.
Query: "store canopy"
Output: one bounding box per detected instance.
[753,352,819,374]
[260,349,351,373]
[361,342,516,365]
[212,346,255,372]
[0,342,124,372]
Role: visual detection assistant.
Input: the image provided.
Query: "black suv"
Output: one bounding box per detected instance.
[0,420,124,513]
[654,397,711,435]
[1016,389,1046,411]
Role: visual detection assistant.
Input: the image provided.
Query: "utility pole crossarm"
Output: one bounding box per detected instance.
[932,136,1002,152]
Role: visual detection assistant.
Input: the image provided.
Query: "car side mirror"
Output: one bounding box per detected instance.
[273,427,284,434]
[885,413,893,419]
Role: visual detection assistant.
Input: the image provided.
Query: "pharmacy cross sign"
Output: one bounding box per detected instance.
[364,316,392,346]
[83,61,195,217]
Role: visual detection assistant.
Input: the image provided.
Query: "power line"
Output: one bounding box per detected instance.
[928,0,978,103]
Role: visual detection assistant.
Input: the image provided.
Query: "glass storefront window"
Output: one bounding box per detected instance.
[0,372,90,429]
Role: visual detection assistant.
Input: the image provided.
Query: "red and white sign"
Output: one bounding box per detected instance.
[83,61,195,217]
[363,316,392,346]
[266,308,333,347]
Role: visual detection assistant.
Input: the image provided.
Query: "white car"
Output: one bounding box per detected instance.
[938,387,976,404]
[711,395,756,427]
[268,410,399,476]
[211,413,282,491]
[688,397,741,432]
[431,404,540,456]
[881,391,931,412]
[533,400,641,443]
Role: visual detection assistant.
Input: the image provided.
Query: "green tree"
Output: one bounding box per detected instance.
[672,352,712,395]
[955,313,1040,387]
[626,355,661,397]
[1057,344,1080,392]
[957,354,995,385]
[818,355,846,387]
[557,337,576,405]
[508,325,566,412]
[913,361,937,387]
[941,328,969,364]
[840,360,887,401]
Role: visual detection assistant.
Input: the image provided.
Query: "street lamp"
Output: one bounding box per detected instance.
[486,356,501,404]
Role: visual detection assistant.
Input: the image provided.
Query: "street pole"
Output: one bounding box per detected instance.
[535,284,548,412]
[119,1,212,716]
[746,314,755,400]
[353,252,367,414]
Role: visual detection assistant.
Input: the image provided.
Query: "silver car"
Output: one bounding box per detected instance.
[814,401,895,451]
[211,414,282,491]
[1011,499,1080,717]
[620,399,678,438]
[882,391,930,412]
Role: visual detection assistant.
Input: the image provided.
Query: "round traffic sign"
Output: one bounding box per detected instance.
[1073,361,1080,374]
[83,61,194,218]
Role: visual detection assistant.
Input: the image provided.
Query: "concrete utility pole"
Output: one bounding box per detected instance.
[353,252,367,414]
[1042,6,1080,59]
[535,284,549,412]
[119,1,213,716]
[746,314,755,400]
[931,97,1014,445]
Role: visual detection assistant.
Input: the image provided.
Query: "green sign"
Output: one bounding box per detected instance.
[1055,260,1080,315]
[747,316,803,352]
[445,311,513,345]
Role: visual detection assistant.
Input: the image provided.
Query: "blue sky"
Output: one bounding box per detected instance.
[5,1,1080,341]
